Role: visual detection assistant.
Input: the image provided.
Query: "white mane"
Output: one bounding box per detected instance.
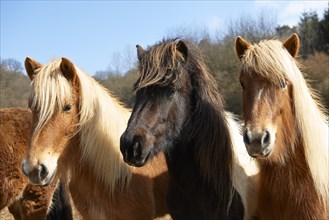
[226,112,259,219]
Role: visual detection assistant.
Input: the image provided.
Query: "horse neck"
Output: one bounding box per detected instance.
[258,125,325,217]
[183,80,234,212]
[258,141,326,218]
[259,134,309,182]
[77,85,132,194]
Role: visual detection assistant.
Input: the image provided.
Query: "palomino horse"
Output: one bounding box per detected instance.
[0,107,72,220]
[120,39,259,219]
[21,57,169,220]
[235,34,329,219]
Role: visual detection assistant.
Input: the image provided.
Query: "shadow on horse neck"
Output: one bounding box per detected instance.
[121,39,244,219]
[236,34,329,219]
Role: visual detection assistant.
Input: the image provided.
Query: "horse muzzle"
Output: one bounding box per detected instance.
[120,132,152,167]
[243,127,274,158]
[21,158,57,186]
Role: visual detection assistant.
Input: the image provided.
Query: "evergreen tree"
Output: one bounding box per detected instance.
[276,25,297,40]
[318,6,329,54]
[298,11,320,57]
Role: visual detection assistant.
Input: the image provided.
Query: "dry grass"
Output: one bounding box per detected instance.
[299,52,329,109]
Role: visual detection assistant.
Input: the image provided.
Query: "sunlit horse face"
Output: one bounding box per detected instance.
[239,70,293,158]
[235,35,299,159]
[22,57,80,185]
[120,41,191,167]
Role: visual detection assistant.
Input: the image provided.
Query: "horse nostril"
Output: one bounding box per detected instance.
[243,130,252,145]
[133,141,139,150]
[261,131,271,147]
[132,141,142,158]
[21,160,28,177]
[39,164,49,180]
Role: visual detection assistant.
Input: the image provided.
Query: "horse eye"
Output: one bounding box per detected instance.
[280,81,287,89]
[63,104,72,112]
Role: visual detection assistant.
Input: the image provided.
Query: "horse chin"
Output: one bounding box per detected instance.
[248,147,273,159]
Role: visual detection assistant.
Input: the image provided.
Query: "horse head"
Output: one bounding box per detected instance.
[22,57,80,185]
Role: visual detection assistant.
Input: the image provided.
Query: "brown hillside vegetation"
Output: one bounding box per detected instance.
[1,8,328,113]
[0,59,30,108]
[299,52,329,110]
[1,50,328,114]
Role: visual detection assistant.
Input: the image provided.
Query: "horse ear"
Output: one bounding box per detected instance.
[283,33,299,58]
[60,58,78,85]
[136,45,145,61]
[235,36,251,61]
[25,57,42,80]
[176,40,188,62]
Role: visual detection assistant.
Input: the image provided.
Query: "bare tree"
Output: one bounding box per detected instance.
[226,9,277,42]
[0,58,23,74]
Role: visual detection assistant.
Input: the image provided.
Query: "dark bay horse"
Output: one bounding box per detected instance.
[235,34,329,219]
[0,107,72,220]
[120,39,259,219]
[21,57,169,220]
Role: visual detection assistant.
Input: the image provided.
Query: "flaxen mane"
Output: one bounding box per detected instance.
[30,63,73,133]
[136,39,235,211]
[241,39,329,209]
[30,59,132,194]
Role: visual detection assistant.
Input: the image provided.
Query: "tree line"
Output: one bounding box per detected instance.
[1,7,328,115]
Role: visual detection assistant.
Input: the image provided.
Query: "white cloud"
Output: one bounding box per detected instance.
[207,16,222,31]
[206,16,223,36]
[252,1,328,27]
[278,1,328,26]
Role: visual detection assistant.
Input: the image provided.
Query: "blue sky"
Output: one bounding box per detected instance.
[1,1,328,75]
